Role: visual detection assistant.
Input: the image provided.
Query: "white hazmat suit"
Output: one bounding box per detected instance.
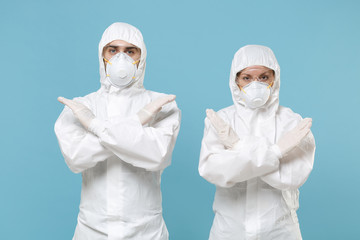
[55,22,181,240]
[199,45,315,240]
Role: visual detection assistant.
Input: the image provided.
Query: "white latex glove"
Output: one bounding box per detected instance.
[206,109,240,149]
[137,95,176,125]
[58,96,96,131]
[276,118,312,157]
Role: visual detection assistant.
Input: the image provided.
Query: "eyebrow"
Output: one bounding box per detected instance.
[239,70,273,76]
[106,45,138,50]
[125,47,139,51]
[260,70,274,75]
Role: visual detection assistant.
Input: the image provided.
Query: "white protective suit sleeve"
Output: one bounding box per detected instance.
[55,105,114,173]
[261,131,315,190]
[94,102,181,172]
[199,117,280,188]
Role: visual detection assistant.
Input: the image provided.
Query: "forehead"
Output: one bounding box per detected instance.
[240,65,273,75]
[105,39,138,48]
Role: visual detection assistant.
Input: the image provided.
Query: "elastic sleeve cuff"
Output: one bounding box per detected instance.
[137,109,153,125]
[230,140,242,150]
[270,144,283,159]
[130,114,143,126]
[88,118,105,136]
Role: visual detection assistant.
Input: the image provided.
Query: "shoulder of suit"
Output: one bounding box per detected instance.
[217,105,236,120]
[146,90,166,99]
[277,105,302,123]
[71,91,97,106]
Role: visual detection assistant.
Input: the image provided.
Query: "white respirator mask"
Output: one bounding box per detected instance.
[104,52,139,88]
[239,81,272,109]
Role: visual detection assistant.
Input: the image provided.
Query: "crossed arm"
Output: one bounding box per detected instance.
[55,95,180,173]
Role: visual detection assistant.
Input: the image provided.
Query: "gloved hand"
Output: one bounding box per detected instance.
[137,95,176,125]
[58,96,96,131]
[206,109,240,149]
[276,118,312,157]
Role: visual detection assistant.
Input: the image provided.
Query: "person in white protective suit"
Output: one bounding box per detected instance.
[54,22,181,240]
[199,45,315,240]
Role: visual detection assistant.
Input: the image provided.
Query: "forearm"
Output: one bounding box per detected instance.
[199,130,280,187]
[94,111,180,171]
[261,132,316,190]
[54,107,113,173]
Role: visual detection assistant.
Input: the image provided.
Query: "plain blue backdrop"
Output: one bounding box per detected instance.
[1,0,359,239]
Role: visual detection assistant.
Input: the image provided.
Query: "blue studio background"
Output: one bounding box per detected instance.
[1,0,359,239]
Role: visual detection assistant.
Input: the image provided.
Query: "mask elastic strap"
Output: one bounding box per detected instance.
[240,86,247,94]
[268,81,274,88]
[103,58,112,65]
[132,60,139,79]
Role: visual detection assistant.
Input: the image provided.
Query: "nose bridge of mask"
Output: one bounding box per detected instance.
[118,52,126,60]
[110,52,129,63]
